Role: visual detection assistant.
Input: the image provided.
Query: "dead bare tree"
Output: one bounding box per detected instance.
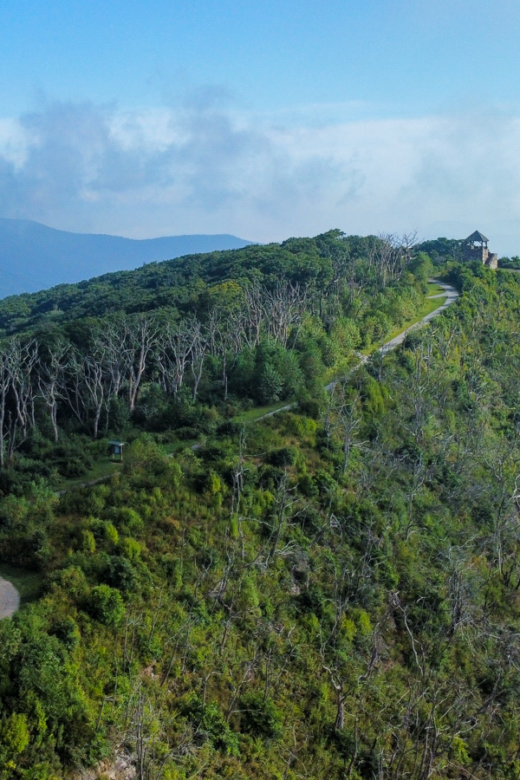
[322,665,348,732]
[95,323,127,401]
[37,340,69,443]
[263,282,307,347]
[156,319,197,398]
[334,387,364,474]
[62,349,89,429]
[126,684,191,780]
[266,473,298,566]
[189,319,208,402]
[124,317,159,411]
[62,348,108,437]
[372,232,418,288]
[6,338,38,438]
[241,285,265,348]
[207,311,235,400]
[83,355,106,438]
[0,347,12,467]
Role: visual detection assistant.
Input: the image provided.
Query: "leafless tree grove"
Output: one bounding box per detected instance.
[0,282,311,460]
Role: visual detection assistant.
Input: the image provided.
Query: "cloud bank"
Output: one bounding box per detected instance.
[1,98,520,253]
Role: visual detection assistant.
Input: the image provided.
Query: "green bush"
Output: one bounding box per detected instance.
[87,584,124,625]
[239,692,283,739]
[267,447,297,467]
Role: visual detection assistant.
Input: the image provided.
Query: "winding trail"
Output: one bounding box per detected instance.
[258,279,459,419]
[377,280,458,355]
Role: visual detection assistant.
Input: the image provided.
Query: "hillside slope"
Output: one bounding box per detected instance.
[0,231,399,334]
[0,217,252,299]
[2,235,520,778]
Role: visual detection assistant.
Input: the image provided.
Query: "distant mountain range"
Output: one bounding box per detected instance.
[0,218,253,299]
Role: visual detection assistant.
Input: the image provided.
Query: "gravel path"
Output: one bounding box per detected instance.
[0,576,20,620]
[377,280,458,354]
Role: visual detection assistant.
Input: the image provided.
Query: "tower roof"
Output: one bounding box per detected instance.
[466,230,489,243]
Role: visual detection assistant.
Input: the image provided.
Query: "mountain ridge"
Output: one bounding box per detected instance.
[0,217,253,298]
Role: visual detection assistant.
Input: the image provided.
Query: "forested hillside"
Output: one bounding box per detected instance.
[1,232,520,779]
[0,231,420,334]
[0,231,431,483]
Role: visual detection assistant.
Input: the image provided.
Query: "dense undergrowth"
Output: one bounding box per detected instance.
[1,235,520,778]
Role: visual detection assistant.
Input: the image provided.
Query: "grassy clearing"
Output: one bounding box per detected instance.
[427,282,445,296]
[231,401,294,424]
[0,564,43,604]
[57,456,122,492]
[159,439,199,456]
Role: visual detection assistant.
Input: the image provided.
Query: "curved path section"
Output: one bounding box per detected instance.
[378,280,458,355]
[262,279,459,417]
[0,576,20,620]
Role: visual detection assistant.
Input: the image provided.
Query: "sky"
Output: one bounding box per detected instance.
[1,0,520,252]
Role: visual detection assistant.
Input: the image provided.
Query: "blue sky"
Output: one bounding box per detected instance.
[1,0,520,251]
[4,0,520,116]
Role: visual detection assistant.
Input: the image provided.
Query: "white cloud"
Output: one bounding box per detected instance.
[1,99,520,253]
[0,118,34,169]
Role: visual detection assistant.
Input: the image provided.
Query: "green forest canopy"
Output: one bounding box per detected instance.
[0,231,421,333]
[0,233,520,778]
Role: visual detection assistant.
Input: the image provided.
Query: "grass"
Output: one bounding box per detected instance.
[231,400,295,424]
[57,456,123,492]
[159,438,199,456]
[0,564,43,604]
[427,282,445,296]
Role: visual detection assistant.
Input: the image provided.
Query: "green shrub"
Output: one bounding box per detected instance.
[106,557,137,594]
[239,692,283,739]
[267,447,297,467]
[87,584,124,625]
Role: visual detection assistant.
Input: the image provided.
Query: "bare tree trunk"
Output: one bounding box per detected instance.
[323,666,346,731]
[0,349,10,467]
[7,339,38,439]
[156,319,195,397]
[38,340,69,443]
[125,317,158,411]
[190,321,207,402]
[83,356,105,438]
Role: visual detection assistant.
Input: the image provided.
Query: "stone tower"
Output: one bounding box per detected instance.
[463,231,498,269]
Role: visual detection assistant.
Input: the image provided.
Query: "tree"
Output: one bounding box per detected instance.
[37,340,69,443]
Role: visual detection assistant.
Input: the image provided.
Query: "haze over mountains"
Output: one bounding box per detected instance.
[0,218,253,299]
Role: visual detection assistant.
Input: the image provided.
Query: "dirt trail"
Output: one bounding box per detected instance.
[0,576,20,620]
